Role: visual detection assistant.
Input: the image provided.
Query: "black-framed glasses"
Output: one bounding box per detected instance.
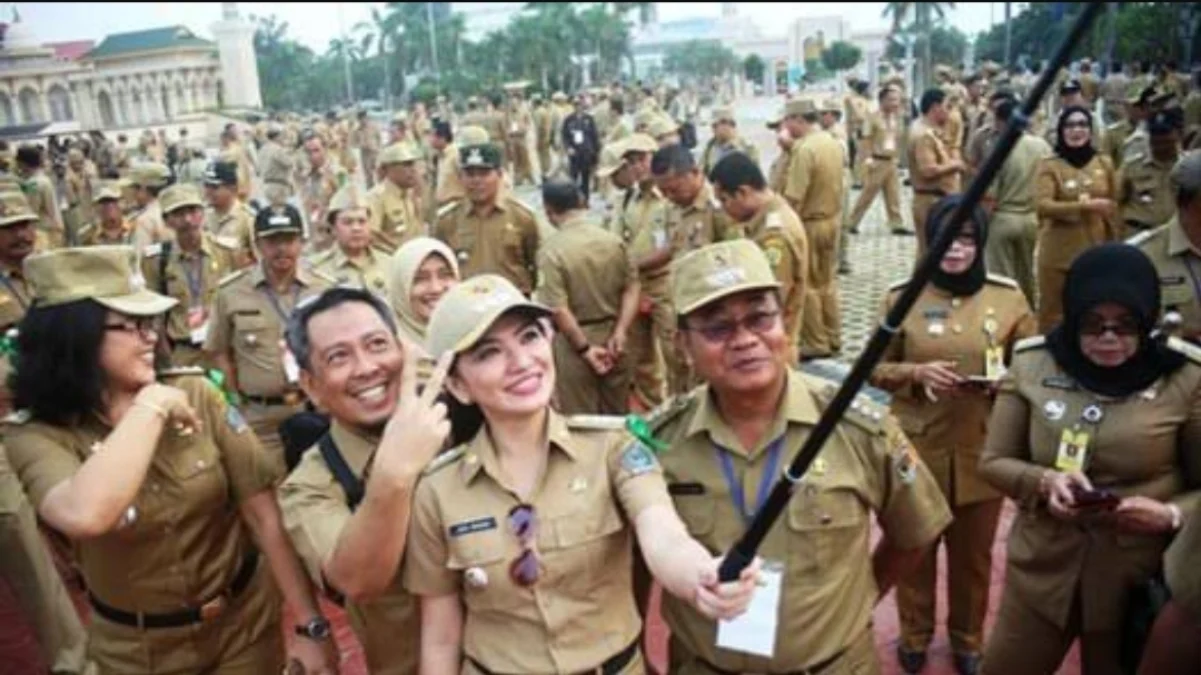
[104,316,159,338]
[686,309,780,344]
[507,504,541,587]
[1079,316,1139,337]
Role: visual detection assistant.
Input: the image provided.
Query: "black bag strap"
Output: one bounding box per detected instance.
[158,241,172,296]
[317,433,365,511]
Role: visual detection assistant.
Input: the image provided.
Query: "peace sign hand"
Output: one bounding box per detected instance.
[374,344,454,484]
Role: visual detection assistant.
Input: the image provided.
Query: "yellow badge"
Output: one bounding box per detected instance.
[1055,428,1090,473]
[764,245,783,267]
[984,345,1005,380]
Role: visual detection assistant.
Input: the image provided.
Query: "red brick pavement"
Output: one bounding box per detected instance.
[1,501,1084,675]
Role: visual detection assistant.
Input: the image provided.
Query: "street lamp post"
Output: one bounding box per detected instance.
[427,1,441,96]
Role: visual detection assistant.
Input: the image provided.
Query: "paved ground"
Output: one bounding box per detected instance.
[0,96,1084,674]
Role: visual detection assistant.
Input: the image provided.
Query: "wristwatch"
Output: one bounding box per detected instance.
[295,616,332,641]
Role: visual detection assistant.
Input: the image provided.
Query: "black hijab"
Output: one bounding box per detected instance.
[1045,244,1184,398]
[1054,105,1097,169]
[924,194,988,297]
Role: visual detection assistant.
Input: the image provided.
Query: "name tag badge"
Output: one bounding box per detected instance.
[449,516,499,538]
[882,137,896,152]
[716,559,783,658]
[190,320,210,346]
[984,346,1005,380]
[283,350,301,384]
[652,227,667,249]
[572,129,584,145]
[1055,428,1089,473]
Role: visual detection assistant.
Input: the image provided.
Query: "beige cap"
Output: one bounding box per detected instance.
[633,109,658,131]
[327,183,368,219]
[818,97,841,114]
[378,142,423,165]
[647,114,679,139]
[551,91,567,102]
[671,239,781,316]
[93,181,122,204]
[0,192,37,227]
[457,125,491,146]
[595,144,626,178]
[25,245,177,315]
[129,162,171,188]
[392,110,409,124]
[67,148,84,164]
[711,107,736,124]
[784,98,817,118]
[766,107,785,129]
[159,183,205,215]
[1170,150,1201,193]
[617,133,658,157]
[426,274,550,358]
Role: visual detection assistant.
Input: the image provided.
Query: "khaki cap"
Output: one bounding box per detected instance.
[818,97,841,114]
[766,107,785,129]
[0,191,36,227]
[378,142,423,165]
[633,109,658,131]
[617,133,658,157]
[551,91,567,102]
[503,80,531,92]
[711,107,736,124]
[1170,150,1201,193]
[255,203,305,238]
[93,181,122,204]
[426,274,550,358]
[595,144,626,178]
[67,148,84,164]
[159,183,205,215]
[785,97,817,118]
[647,114,679,139]
[327,183,368,219]
[457,125,491,146]
[671,239,780,316]
[129,162,171,188]
[392,110,409,124]
[25,245,176,315]
[460,143,502,169]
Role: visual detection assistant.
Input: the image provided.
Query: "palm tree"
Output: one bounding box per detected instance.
[882,2,955,92]
[354,7,396,107]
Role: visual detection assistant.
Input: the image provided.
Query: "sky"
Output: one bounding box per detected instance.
[17,2,1019,52]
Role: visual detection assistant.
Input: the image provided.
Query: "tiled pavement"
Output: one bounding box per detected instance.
[0,97,1083,674]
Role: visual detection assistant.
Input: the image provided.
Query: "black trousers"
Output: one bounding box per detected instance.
[570,155,595,203]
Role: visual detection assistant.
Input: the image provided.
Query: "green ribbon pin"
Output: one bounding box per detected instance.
[205,368,241,406]
[625,414,667,454]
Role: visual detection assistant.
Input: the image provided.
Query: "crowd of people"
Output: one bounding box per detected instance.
[2,52,1201,675]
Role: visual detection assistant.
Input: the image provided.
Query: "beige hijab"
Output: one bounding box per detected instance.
[389,237,460,349]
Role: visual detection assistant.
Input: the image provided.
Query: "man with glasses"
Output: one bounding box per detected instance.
[642,239,952,675]
[0,191,38,332]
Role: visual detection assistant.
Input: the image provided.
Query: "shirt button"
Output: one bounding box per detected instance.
[195,460,206,470]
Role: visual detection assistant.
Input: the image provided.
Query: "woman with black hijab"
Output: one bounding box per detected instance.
[979,244,1201,675]
[1035,104,1119,332]
[872,196,1037,675]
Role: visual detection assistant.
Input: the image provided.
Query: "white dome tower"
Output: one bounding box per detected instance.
[210,2,262,110]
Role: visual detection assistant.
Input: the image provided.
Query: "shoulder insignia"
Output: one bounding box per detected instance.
[3,409,30,425]
[1014,335,1047,353]
[310,268,339,285]
[565,414,627,431]
[765,211,783,230]
[1166,336,1201,365]
[985,273,1019,289]
[887,277,911,291]
[213,235,239,250]
[436,200,462,220]
[505,196,537,220]
[643,390,698,435]
[241,203,257,216]
[143,243,164,257]
[801,373,885,436]
[422,447,466,476]
[158,366,205,378]
[218,268,248,287]
[1125,226,1161,247]
[307,248,334,266]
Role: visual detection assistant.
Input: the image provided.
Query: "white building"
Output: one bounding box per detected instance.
[0,2,259,135]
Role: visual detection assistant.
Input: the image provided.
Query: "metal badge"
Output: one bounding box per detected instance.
[928,322,945,336]
[569,477,588,493]
[1082,404,1104,424]
[457,250,469,262]
[1065,179,1078,190]
[1044,400,1067,421]
[464,567,489,588]
[984,318,998,335]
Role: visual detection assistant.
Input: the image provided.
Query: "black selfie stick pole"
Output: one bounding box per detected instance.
[718,2,1105,582]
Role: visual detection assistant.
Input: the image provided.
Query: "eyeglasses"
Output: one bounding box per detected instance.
[507,504,541,587]
[1079,316,1140,337]
[687,309,780,344]
[104,317,159,338]
[1063,121,1090,129]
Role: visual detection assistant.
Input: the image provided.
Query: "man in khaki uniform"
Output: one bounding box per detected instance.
[1101,62,1131,125]
[63,148,95,244]
[1117,111,1182,238]
[536,180,639,414]
[0,191,37,331]
[365,142,424,254]
[710,152,809,363]
[503,82,538,187]
[532,95,554,180]
[205,204,335,469]
[700,107,760,175]
[1129,151,1201,342]
[14,146,66,250]
[652,144,735,254]
[846,85,909,235]
[910,89,967,258]
[313,184,391,296]
[844,79,871,188]
[429,120,464,211]
[647,239,952,675]
[258,124,296,208]
[817,97,856,276]
[1078,59,1101,107]
[144,183,238,368]
[124,161,174,250]
[204,161,257,268]
[220,124,256,202]
[1103,85,1151,169]
[353,110,381,189]
[765,111,794,195]
[782,97,847,359]
[433,141,541,295]
[77,183,136,247]
[296,134,347,254]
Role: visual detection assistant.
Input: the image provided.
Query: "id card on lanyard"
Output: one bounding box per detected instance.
[262,285,301,383]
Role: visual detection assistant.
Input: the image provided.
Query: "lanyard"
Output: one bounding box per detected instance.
[1183,256,1201,307]
[181,254,204,307]
[714,435,786,526]
[0,272,27,311]
[261,283,300,325]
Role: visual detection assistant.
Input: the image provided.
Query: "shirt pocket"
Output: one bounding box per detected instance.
[786,485,866,581]
[233,314,272,351]
[540,501,628,594]
[445,526,511,610]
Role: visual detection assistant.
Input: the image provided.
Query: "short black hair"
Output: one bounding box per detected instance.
[611,98,625,115]
[541,180,582,214]
[13,300,110,426]
[16,146,41,169]
[433,120,453,142]
[995,97,1017,123]
[651,143,697,177]
[708,152,766,194]
[878,86,896,103]
[989,89,1015,106]
[920,88,946,115]
[285,287,399,373]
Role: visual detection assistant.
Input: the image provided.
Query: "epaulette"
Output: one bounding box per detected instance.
[436,200,462,220]
[143,242,164,257]
[422,447,466,476]
[310,268,339,285]
[505,195,537,219]
[985,273,1019,289]
[887,277,910,292]
[1166,336,1201,365]
[644,390,697,435]
[2,409,30,425]
[218,268,248,287]
[1106,121,1127,133]
[158,366,205,378]
[1014,335,1046,353]
[212,235,239,251]
[1125,226,1162,247]
[804,374,885,436]
[306,248,335,266]
[77,224,94,239]
[765,211,783,230]
[241,203,257,216]
[565,414,627,431]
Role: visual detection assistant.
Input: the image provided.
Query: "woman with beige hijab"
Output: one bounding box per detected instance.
[389,237,460,352]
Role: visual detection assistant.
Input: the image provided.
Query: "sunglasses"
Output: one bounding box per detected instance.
[687,309,780,344]
[507,504,541,587]
[1079,316,1140,337]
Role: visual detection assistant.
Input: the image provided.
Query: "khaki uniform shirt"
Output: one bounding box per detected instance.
[742,193,808,355]
[65,167,95,225]
[433,143,464,207]
[873,276,1037,505]
[205,201,257,265]
[700,136,760,175]
[130,200,171,249]
[1129,216,1201,342]
[309,245,391,297]
[1102,73,1130,110]
[298,160,348,241]
[624,183,673,293]
[845,94,870,139]
[0,264,30,330]
[650,371,952,672]
[434,195,542,295]
[862,111,902,160]
[768,145,793,194]
[77,221,136,247]
[366,179,423,254]
[784,130,846,221]
[1035,154,1120,268]
[278,422,418,675]
[942,106,965,160]
[1103,120,1134,169]
[1117,153,1178,230]
[258,141,295,189]
[403,412,673,674]
[668,181,736,254]
[1079,73,1101,105]
[142,236,238,348]
[979,337,1201,632]
[205,265,334,397]
[909,119,960,197]
[1120,126,1150,168]
[536,211,636,324]
[4,373,279,615]
[1166,496,1201,618]
[987,133,1052,213]
[22,171,64,241]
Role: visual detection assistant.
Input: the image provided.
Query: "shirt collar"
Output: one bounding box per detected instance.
[458,410,579,485]
[329,421,381,478]
[1167,216,1199,258]
[683,370,821,455]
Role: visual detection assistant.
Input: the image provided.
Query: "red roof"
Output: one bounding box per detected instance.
[46,40,95,61]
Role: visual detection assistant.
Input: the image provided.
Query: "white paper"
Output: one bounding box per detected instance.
[652,228,667,249]
[572,130,584,145]
[283,350,300,384]
[716,560,782,658]
[189,320,210,346]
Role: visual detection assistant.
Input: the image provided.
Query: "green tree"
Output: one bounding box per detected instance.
[354,6,396,106]
[821,40,863,73]
[883,2,956,91]
[251,15,317,111]
[663,40,738,82]
[885,25,967,74]
[742,54,766,84]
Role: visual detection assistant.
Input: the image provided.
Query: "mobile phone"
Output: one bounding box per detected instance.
[1070,485,1120,511]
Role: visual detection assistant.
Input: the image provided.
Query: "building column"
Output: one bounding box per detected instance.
[139,86,151,124]
[38,89,50,124]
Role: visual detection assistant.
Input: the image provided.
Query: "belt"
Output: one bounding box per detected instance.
[578,315,616,327]
[1124,218,1155,231]
[871,154,896,161]
[913,187,948,197]
[700,646,846,675]
[240,390,304,406]
[89,551,258,629]
[468,640,638,675]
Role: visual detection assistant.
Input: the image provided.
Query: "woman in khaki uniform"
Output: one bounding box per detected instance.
[979,244,1201,675]
[3,246,337,674]
[402,274,759,674]
[872,199,1036,675]
[1035,106,1120,332]
[389,236,461,354]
